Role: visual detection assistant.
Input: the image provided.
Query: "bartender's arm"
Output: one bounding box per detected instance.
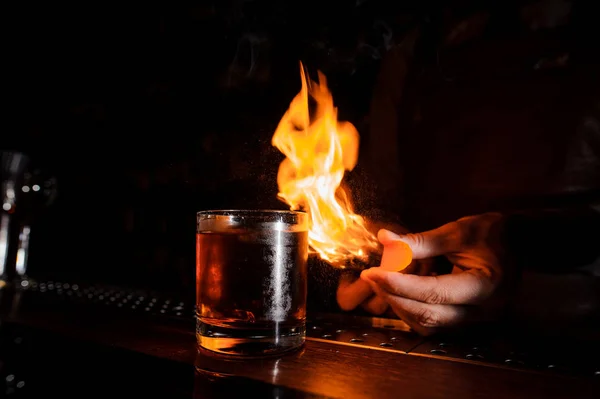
[339,206,600,336]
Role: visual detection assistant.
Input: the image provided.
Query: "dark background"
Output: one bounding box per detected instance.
[3,1,597,299]
[5,0,417,296]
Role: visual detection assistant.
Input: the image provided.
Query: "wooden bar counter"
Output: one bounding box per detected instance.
[1,280,598,398]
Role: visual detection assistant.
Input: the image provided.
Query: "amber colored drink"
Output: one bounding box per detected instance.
[196,210,308,356]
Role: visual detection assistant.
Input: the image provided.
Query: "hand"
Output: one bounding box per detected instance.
[336,220,434,315]
[361,213,508,335]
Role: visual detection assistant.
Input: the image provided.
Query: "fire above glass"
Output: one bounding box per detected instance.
[196,210,308,357]
[271,63,412,272]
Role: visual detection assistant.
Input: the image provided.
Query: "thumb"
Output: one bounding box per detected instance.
[378,223,458,260]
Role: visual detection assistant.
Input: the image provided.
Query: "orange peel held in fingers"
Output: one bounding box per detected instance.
[380,239,413,272]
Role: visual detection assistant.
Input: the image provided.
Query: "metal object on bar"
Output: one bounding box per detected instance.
[1,151,30,284]
[196,210,309,357]
[1,151,57,287]
[306,313,422,353]
[9,278,600,377]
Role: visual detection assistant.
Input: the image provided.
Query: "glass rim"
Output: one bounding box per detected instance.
[196,209,307,216]
[197,209,308,231]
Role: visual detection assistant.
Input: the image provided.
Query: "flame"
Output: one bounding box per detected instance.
[272,63,379,267]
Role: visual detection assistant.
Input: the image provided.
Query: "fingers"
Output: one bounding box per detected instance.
[337,274,389,315]
[361,267,495,305]
[401,258,437,276]
[363,278,469,336]
[379,223,460,260]
[360,295,389,315]
[336,276,374,311]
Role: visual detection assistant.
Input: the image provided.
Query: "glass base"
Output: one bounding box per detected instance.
[196,319,305,357]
